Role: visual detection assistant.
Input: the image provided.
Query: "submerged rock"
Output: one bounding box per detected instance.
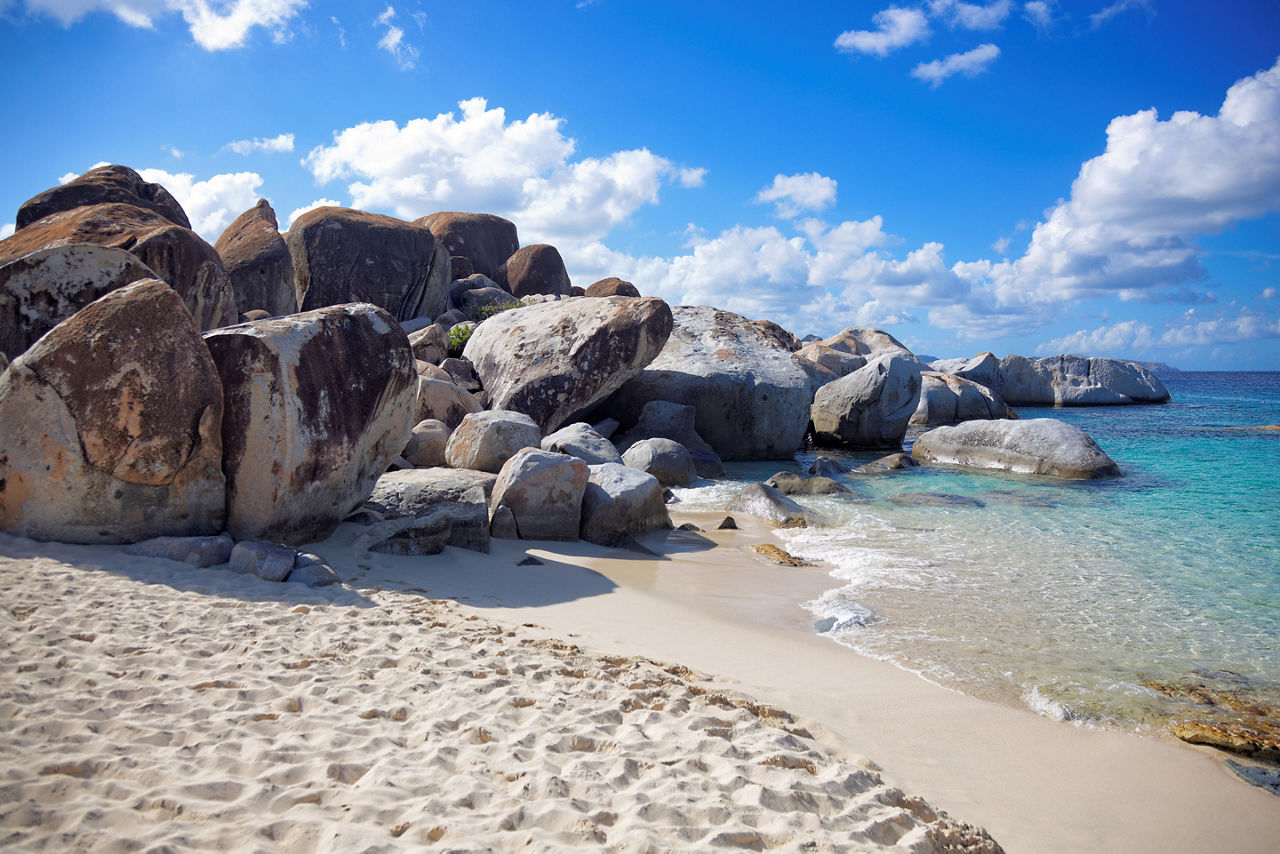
[850,453,917,474]
[911,418,1122,479]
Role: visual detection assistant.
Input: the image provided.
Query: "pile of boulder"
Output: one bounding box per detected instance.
[1,164,1175,569]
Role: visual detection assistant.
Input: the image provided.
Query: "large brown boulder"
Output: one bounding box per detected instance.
[495,244,571,298]
[16,165,191,231]
[214,199,297,317]
[610,306,812,461]
[418,212,519,280]
[0,279,225,543]
[0,244,155,360]
[463,296,673,435]
[0,203,237,331]
[287,207,449,322]
[585,277,640,298]
[203,303,418,545]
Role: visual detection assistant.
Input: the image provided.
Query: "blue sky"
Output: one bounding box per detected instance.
[1,1,1277,368]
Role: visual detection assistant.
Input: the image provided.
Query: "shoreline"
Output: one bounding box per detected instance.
[3,514,1278,851]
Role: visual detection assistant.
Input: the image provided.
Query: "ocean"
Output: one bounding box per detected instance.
[672,372,1280,734]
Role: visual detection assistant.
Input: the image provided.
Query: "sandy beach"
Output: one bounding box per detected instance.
[2,511,1278,852]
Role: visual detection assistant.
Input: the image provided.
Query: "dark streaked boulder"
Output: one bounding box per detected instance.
[215,199,296,317]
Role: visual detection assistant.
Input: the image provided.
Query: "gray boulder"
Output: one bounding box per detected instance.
[418,212,519,280]
[204,302,417,545]
[811,353,922,450]
[611,306,812,461]
[0,244,155,360]
[580,463,671,547]
[229,541,297,582]
[850,452,918,474]
[287,207,449,323]
[363,468,497,516]
[361,511,453,556]
[0,279,226,544]
[613,400,724,478]
[996,354,1170,405]
[215,199,297,317]
[439,357,482,391]
[764,472,850,495]
[409,324,448,365]
[793,341,866,382]
[490,448,588,541]
[464,295,673,434]
[402,419,451,468]
[808,455,845,476]
[911,418,1123,479]
[445,410,542,473]
[123,532,235,567]
[942,352,1000,390]
[460,285,519,320]
[622,438,698,488]
[820,327,928,368]
[728,483,808,528]
[541,422,624,465]
[289,553,340,587]
[911,371,1012,427]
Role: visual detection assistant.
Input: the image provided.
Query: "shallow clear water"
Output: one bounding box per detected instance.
[674,372,1280,729]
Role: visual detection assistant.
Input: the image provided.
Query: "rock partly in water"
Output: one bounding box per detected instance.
[288,207,449,322]
[0,279,226,544]
[204,302,417,545]
[541,422,624,466]
[123,532,235,568]
[621,437,698,488]
[728,483,808,528]
[850,453,918,474]
[611,306,812,461]
[911,371,1012,427]
[808,455,846,476]
[810,353,922,450]
[0,203,236,332]
[911,418,1122,479]
[489,448,589,541]
[580,463,671,547]
[996,354,1170,406]
[445,410,542,474]
[717,516,738,530]
[764,472,850,495]
[749,544,815,567]
[215,199,297,317]
[418,212,519,281]
[464,296,673,434]
[0,244,156,361]
[888,492,986,508]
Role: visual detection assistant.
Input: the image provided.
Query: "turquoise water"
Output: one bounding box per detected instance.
[674,372,1280,730]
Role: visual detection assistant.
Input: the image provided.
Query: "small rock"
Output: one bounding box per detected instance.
[491,505,519,539]
[516,555,544,566]
[808,455,845,476]
[765,471,850,496]
[622,437,698,488]
[851,453,918,474]
[445,410,541,473]
[229,541,297,582]
[717,516,738,530]
[729,483,808,528]
[749,544,815,567]
[124,533,235,568]
[289,553,340,587]
[888,492,986,508]
[678,522,703,532]
[403,419,451,468]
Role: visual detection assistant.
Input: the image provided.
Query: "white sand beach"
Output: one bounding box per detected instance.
[2,512,1277,852]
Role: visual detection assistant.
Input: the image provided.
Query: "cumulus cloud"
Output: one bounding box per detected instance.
[302,97,703,247]
[929,0,1013,30]
[753,173,838,219]
[19,0,308,50]
[835,7,931,57]
[0,223,14,239]
[911,43,1000,87]
[375,5,419,70]
[225,132,295,155]
[1023,0,1056,31]
[976,57,1280,309]
[285,198,344,231]
[1038,320,1157,356]
[1157,307,1280,348]
[136,168,263,240]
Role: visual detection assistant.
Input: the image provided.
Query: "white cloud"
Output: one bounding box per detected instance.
[930,0,1013,30]
[753,172,838,219]
[331,14,345,47]
[19,1,308,50]
[1090,0,1153,29]
[1038,320,1157,356]
[977,57,1280,308]
[1263,287,1278,300]
[835,7,931,57]
[285,198,343,231]
[225,132,295,155]
[136,168,263,240]
[302,97,703,247]
[0,223,15,239]
[1023,1,1056,31]
[992,235,1011,254]
[375,5,419,70]
[1157,307,1280,348]
[911,43,1000,87]
[164,145,184,159]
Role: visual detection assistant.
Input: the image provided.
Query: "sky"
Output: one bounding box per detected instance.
[0,1,1278,368]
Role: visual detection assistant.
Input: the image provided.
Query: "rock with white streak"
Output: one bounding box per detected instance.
[464,296,673,434]
[0,279,225,544]
[489,448,588,541]
[580,463,671,546]
[203,302,417,545]
[911,418,1123,479]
